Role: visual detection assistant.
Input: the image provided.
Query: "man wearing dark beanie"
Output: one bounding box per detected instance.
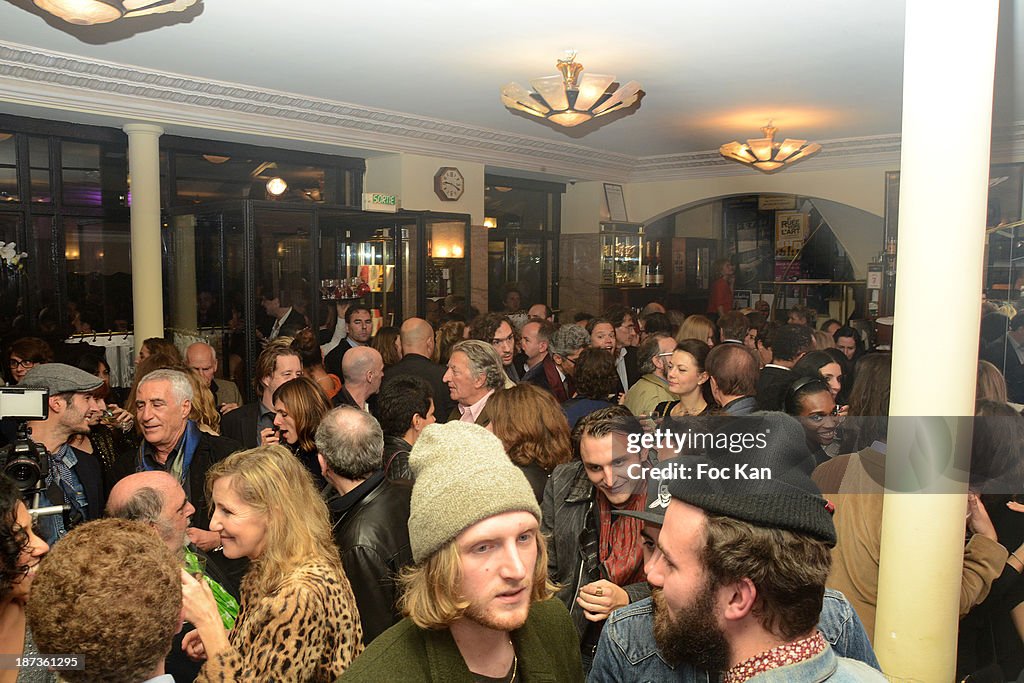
[637,434,887,682]
[342,421,584,682]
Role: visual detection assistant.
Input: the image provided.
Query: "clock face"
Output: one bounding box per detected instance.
[434,167,465,201]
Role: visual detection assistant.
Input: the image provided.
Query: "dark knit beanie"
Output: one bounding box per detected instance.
[665,412,836,545]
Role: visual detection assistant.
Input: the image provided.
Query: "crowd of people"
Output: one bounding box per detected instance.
[0,291,1021,682]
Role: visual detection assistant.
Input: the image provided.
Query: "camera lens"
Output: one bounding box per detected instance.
[4,456,41,491]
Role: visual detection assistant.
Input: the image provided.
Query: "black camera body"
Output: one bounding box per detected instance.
[0,386,51,495]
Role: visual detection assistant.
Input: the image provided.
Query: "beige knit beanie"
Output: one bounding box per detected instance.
[407,421,542,563]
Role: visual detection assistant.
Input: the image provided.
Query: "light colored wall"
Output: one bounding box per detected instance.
[674,202,719,239]
[364,152,485,225]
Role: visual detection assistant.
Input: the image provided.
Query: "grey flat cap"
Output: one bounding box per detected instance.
[18,363,103,394]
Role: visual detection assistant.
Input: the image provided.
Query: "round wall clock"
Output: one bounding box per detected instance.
[434,166,465,201]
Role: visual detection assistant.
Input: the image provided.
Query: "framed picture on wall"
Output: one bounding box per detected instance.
[604,183,628,222]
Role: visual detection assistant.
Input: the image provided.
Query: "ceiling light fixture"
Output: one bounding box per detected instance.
[201,154,230,164]
[31,0,200,26]
[266,177,288,196]
[719,123,822,173]
[501,51,642,128]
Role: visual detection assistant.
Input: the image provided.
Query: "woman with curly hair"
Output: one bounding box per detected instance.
[487,383,573,503]
[0,475,51,683]
[180,446,363,681]
[260,376,331,489]
[562,347,622,429]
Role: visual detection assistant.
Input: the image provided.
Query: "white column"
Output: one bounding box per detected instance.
[123,123,165,354]
[874,2,999,681]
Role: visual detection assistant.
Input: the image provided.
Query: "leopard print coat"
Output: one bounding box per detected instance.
[197,559,363,682]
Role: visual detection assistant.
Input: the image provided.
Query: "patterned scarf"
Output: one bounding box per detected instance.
[597,490,647,587]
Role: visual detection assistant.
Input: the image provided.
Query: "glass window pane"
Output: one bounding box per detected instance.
[63,216,132,332]
[484,185,550,231]
[32,216,56,329]
[174,152,334,205]
[61,141,128,208]
[0,214,23,337]
[253,208,313,339]
[29,136,50,204]
[0,132,17,203]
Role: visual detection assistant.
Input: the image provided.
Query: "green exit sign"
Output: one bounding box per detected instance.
[362,192,398,213]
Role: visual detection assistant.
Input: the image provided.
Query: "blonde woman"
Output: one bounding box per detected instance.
[181,446,363,681]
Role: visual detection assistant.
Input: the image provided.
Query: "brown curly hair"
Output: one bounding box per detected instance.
[487,384,572,472]
[26,518,182,682]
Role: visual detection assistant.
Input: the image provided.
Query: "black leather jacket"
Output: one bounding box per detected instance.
[327,472,414,644]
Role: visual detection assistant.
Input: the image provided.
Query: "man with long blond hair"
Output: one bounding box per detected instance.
[343,421,584,682]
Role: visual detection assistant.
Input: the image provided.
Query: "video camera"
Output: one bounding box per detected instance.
[0,386,68,521]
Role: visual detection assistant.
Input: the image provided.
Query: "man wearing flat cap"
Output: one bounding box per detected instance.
[18,363,107,545]
[629,413,887,681]
[343,421,584,682]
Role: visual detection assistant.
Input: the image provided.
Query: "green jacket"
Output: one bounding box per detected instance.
[622,373,675,417]
[340,598,583,682]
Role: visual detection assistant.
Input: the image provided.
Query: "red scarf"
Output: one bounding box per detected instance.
[597,491,647,587]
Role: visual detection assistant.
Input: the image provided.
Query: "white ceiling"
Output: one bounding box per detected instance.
[0,0,1020,177]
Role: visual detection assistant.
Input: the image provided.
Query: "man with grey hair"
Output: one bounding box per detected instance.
[442,339,507,425]
[109,368,241,554]
[623,332,678,417]
[318,406,413,644]
[336,345,385,410]
[106,470,240,682]
[549,323,591,398]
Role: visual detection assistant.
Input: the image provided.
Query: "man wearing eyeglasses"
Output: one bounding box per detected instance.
[549,324,590,400]
[623,333,677,417]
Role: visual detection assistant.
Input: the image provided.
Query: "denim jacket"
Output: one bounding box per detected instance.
[588,588,881,682]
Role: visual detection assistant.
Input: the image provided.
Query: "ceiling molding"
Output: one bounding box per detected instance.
[0,41,1021,183]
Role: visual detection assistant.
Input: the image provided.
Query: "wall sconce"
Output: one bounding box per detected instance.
[65,230,80,260]
[0,133,12,142]
[483,216,497,229]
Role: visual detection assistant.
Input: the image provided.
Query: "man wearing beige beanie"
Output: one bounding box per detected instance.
[342,421,584,682]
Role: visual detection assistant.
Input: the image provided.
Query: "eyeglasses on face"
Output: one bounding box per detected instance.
[8,359,38,369]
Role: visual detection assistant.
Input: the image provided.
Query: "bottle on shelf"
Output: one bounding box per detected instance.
[643,241,654,287]
[653,241,664,286]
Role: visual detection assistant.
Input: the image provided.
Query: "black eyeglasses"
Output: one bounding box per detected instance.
[8,359,38,369]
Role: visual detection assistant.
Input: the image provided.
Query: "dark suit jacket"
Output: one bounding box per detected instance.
[522,354,570,403]
[70,446,105,523]
[324,338,361,379]
[384,353,455,422]
[267,308,306,339]
[219,401,262,448]
[618,347,641,393]
[756,365,794,411]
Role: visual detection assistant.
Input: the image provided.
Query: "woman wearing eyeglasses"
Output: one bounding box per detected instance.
[3,337,53,385]
[784,375,839,467]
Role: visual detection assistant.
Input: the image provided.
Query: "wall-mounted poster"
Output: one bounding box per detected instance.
[733,289,752,310]
[775,211,808,259]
